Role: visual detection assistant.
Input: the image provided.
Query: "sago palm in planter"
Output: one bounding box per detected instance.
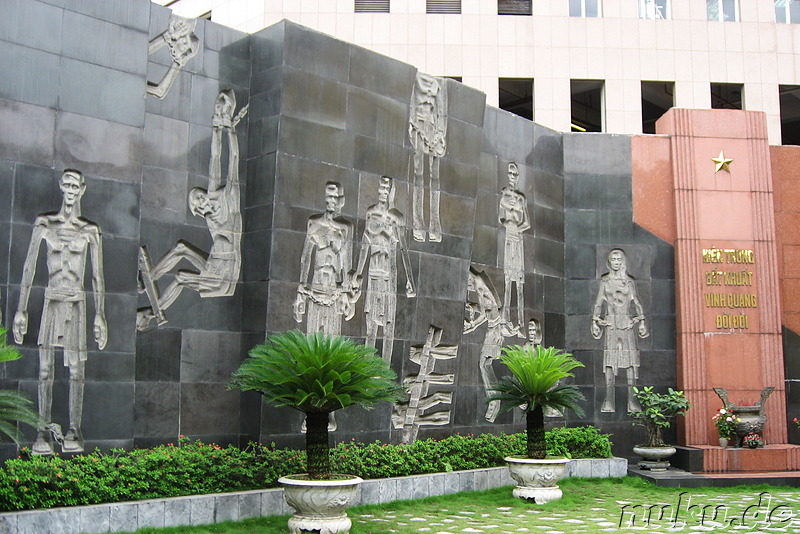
[488,345,585,503]
[229,330,405,534]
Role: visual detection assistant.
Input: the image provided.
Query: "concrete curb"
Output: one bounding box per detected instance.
[0,457,628,533]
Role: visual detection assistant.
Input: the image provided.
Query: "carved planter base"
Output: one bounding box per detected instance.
[505,456,570,504]
[279,474,363,534]
[633,445,677,471]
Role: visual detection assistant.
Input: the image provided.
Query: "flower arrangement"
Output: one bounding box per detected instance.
[742,432,763,448]
[712,407,740,439]
[793,417,800,429]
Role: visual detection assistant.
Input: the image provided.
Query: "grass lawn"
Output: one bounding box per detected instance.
[131,477,800,533]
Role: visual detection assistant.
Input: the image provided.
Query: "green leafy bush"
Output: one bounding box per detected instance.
[546,426,613,459]
[0,428,613,512]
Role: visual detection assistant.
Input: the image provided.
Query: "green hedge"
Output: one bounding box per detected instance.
[0,427,612,511]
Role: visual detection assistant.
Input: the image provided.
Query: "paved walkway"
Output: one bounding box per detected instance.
[353,490,800,533]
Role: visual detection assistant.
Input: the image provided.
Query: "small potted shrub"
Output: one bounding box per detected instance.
[488,345,585,503]
[712,407,739,448]
[229,330,404,534]
[629,386,691,471]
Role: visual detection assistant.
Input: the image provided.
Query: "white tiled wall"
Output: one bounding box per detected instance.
[153,0,800,143]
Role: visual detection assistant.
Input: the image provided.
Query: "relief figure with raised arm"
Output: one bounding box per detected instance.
[137,90,247,330]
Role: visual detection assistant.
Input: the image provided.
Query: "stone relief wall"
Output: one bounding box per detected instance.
[0,2,676,458]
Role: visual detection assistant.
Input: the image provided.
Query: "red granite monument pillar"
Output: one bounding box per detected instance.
[649,109,797,471]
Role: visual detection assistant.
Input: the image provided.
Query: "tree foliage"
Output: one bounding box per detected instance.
[488,345,585,459]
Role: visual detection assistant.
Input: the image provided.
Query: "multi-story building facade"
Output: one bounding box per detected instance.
[156,0,800,144]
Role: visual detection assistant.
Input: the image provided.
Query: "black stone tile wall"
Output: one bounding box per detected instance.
[0,2,679,459]
[563,133,677,458]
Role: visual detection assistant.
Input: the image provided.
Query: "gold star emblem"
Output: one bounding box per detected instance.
[712,151,733,173]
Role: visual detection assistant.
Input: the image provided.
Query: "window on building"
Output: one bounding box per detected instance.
[639,0,668,19]
[571,80,604,132]
[775,0,800,23]
[355,0,390,12]
[569,0,601,17]
[707,0,738,21]
[498,0,532,15]
[427,0,461,13]
[780,85,800,145]
[499,78,534,121]
[641,81,674,134]
[711,83,743,109]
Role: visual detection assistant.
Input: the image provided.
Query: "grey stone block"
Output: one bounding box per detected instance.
[378,478,398,504]
[279,116,354,169]
[565,173,632,210]
[134,381,180,438]
[137,501,165,529]
[164,497,193,527]
[283,22,350,82]
[180,330,242,383]
[349,45,417,103]
[0,99,56,167]
[59,57,145,127]
[360,480,380,505]
[0,40,61,107]
[570,459,592,477]
[63,10,147,75]
[145,63,192,122]
[346,87,407,144]
[411,475,429,500]
[428,473,448,497]
[261,489,287,516]
[143,113,190,171]
[55,111,144,183]
[0,514,17,534]
[83,382,134,440]
[353,134,408,178]
[204,21,249,56]
[180,384,241,436]
[141,167,190,223]
[447,80,486,127]
[283,67,347,129]
[1,0,64,54]
[204,49,251,88]
[215,494,239,523]
[533,170,564,210]
[531,123,564,175]
[590,458,611,478]
[459,471,476,492]
[190,495,216,526]
[54,0,150,31]
[563,133,631,175]
[396,476,415,502]
[474,469,490,491]
[109,503,138,532]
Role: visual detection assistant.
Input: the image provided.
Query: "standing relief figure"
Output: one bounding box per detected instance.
[294,182,356,336]
[591,248,649,413]
[14,170,107,455]
[464,267,517,423]
[137,90,247,331]
[351,176,416,362]
[147,14,200,99]
[499,162,530,337]
[408,72,448,242]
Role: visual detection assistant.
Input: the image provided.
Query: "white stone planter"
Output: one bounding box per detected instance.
[505,456,570,503]
[279,474,363,534]
[632,445,677,471]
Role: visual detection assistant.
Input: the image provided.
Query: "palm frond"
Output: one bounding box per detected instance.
[488,345,586,417]
[229,330,406,414]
